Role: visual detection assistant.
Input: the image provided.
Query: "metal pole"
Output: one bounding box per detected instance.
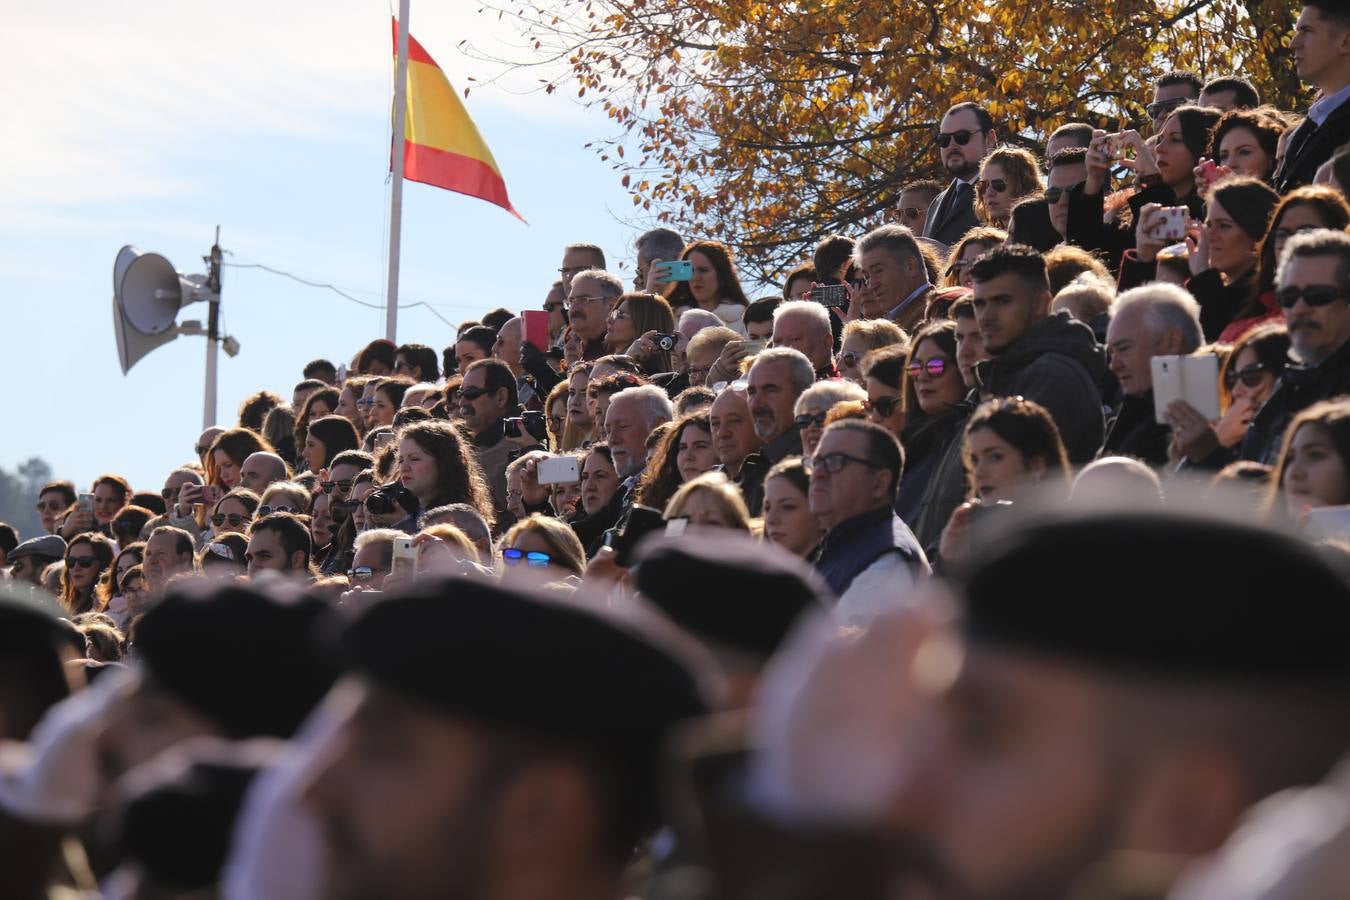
[387,0,412,342]
[203,226,222,429]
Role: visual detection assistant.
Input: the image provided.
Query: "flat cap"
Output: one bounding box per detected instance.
[634,532,831,658]
[960,509,1350,684]
[9,534,66,561]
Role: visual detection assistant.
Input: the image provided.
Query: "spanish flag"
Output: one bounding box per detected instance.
[392,19,524,222]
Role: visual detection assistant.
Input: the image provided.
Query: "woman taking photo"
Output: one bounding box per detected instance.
[635,413,719,513]
[395,420,497,533]
[1269,398,1350,525]
[571,443,625,557]
[605,292,677,373]
[667,240,752,336]
[60,532,115,617]
[302,416,362,476]
[761,457,821,560]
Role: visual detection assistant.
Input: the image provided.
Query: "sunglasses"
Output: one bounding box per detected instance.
[906,358,950,379]
[1226,363,1275,389]
[194,444,211,456]
[937,128,986,148]
[258,504,297,517]
[347,565,380,582]
[502,548,551,567]
[1145,97,1188,119]
[65,555,99,569]
[864,395,903,417]
[35,500,66,512]
[319,479,354,494]
[1276,285,1348,309]
[897,206,925,221]
[458,386,490,402]
[211,513,251,527]
[336,498,364,511]
[803,452,881,475]
[975,178,1007,195]
[1043,181,1084,204]
[794,411,829,430]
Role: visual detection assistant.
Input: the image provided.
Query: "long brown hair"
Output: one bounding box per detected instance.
[636,413,712,511]
[206,429,275,487]
[60,533,115,617]
[668,240,751,310]
[294,388,341,451]
[398,420,497,528]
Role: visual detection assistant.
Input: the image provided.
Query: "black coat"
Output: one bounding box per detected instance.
[1102,392,1171,467]
[1240,338,1350,465]
[923,179,981,248]
[1276,96,1350,193]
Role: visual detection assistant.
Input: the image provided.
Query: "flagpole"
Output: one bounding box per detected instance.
[387,0,412,342]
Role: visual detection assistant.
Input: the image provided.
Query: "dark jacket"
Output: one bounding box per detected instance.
[1240,338,1350,465]
[923,179,980,248]
[1068,181,1204,275]
[911,408,971,554]
[1183,268,1257,345]
[1102,391,1171,467]
[895,408,966,530]
[1276,96,1350,193]
[815,506,927,597]
[571,488,626,559]
[973,310,1108,464]
[737,427,802,515]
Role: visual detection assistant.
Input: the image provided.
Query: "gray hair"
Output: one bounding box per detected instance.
[751,347,816,394]
[1110,283,1203,353]
[854,224,923,268]
[564,242,607,268]
[635,227,685,262]
[611,383,675,431]
[571,268,625,300]
[1277,228,1350,289]
[677,308,724,333]
[686,325,741,360]
[773,299,832,337]
[795,379,867,417]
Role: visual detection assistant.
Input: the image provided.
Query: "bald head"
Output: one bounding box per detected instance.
[240,452,289,495]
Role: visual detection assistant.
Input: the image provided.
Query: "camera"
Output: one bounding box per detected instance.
[364,482,417,518]
[504,411,548,443]
[654,333,678,352]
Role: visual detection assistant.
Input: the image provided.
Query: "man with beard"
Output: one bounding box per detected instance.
[878,508,1350,900]
[924,102,996,247]
[737,348,814,514]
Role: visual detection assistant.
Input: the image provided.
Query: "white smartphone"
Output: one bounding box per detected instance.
[1151,354,1220,425]
[391,537,417,580]
[537,456,580,485]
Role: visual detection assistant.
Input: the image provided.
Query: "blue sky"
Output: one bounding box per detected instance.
[0,1,646,491]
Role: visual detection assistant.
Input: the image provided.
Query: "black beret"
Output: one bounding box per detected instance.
[960,509,1350,684]
[135,581,340,738]
[634,532,831,658]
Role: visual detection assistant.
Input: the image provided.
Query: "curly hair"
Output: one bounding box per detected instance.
[636,413,713,512]
[398,420,497,528]
[975,147,1044,227]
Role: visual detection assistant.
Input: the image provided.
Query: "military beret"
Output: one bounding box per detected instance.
[634,532,831,658]
[960,509,1350,684]
[135,580,340,738]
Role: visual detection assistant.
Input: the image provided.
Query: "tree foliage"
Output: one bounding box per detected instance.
[475,0,1303,283]
[0,457,53,540]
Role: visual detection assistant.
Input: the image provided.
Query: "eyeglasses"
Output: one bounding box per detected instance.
[458,386,490,402]
[837,350,861,369]
[975,178,1007,195]
[503,548,551,567]
[864,395,903,417]
[906,358,950,379]
[1226,363,1276,389]
[1145,97,1188,119]
[211,513,251,527]
[937,128,987,148]
[1276,285,1349,309]
[348,565,379,583]
[1043,181,1085,204]
[65,555,99,569]
[609,310,630,322]
[803,452,881,475]
[355,399,375,408]
[794,411,829,430]
[258,505,297,517]
[567,294,607,305]
[319,479,354,494]
[897,206,926,221]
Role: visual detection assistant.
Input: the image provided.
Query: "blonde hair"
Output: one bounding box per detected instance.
[840,318,909,355]
[685,325,741,361]
[501,514,587,575]
[417,523,480,563]
[663,471,752,532]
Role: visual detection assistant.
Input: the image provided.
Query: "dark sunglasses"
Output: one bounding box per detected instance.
[897,206,925,221]
[35,500,66,512]
[458,386,490,402]
[803,452,881,476]
[65,555,99,569]
[937,128,986,148]
[319,479,354,494]
[503,548,551,567]
[1276,285,1348,309]
[975,178,1007,195]
[1225,363,1276,389]
[211,513,251,527]
[864,395,903,417]
[794,411,829,430]
[907,358,950,379]
[1145,97,1188,119]
[1043,181,1084,204]
[258,504,297,517]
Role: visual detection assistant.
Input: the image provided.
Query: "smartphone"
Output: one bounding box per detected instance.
[1105,134,1127,160]
[391,537,417,580]
[373,431,395,450]
[1148,207,1189,242]
[522,309,550,351]
[810,283,850,309]
[1197,158,1222,188]
[651,260,693,283]
[77,493,94,514]
[665,516,689,537]
[537,456,581,485]
[740,339,768,356]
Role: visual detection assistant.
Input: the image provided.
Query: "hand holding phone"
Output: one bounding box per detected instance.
[650,260,693,284]
[391,537,417,580]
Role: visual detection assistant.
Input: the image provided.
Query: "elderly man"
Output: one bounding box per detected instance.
[605,385,674,483]
[6,535,65,590]
[854,224,934,331]
[1103,283,1204,466]
[567,269,625,361]
[737,348,815,513]
[239,452,290,495]
[143,526,195,596]
[771,301,837,380]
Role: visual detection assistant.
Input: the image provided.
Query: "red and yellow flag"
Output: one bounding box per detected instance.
[392,20,524,221]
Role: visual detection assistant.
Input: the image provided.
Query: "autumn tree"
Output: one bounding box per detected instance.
[472,0,1303,283]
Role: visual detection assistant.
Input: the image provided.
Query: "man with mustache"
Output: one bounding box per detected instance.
[1241,229,1350,463]
[923,102,996,248]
